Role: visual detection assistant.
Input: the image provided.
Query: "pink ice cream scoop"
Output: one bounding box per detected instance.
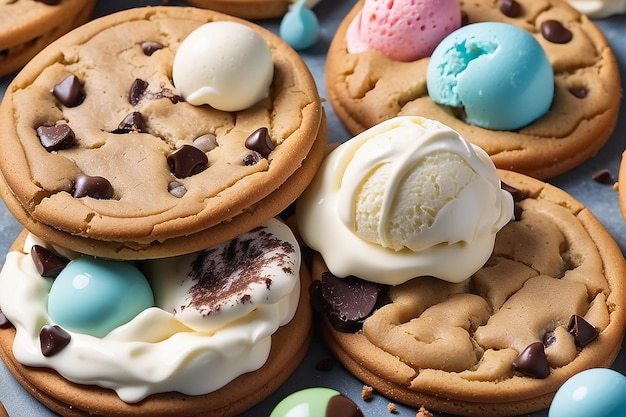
[346,0,462,62]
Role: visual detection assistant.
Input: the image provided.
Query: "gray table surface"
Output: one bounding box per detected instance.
[1,1,625,416]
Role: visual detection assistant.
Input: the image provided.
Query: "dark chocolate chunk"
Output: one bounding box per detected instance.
[112,112,144,134]
[0,310,12,329]
[327,394,364,417]
[167,145,208,178]
[52,74,85,107]
[309,280,329,313]
[567,314,598,347]
[129,78,149,106]
[500,181,524,201]
[321,272,381,322]
[141,41,163,56]
[40,325,71,357]
[245,127,274,158]
[243,152,262,166]
[541,20,573,44]
[500,0,522,17]
[36,124,76,151]
[513,342,550,378]
[327,309,364,333]
[460,11,469,26]
[513,203,523,221]
[168,181,187,198]
[72,174,114,199]
[569,86,588,99]
[592,169,613,184]
[30,245,69,278]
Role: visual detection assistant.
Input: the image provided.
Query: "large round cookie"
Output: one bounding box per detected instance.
[0,0,96,77]
[0,229,313,417]
[311,170,626,416]
[325,0,621,179]
[0,6,325,259]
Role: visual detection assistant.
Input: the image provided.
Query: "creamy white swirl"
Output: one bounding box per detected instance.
[297,116,513,285]
[0,218,300,403]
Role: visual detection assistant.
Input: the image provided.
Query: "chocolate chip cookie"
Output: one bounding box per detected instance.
[309,170,626,416]
[0,0,95,77]
[0,6,326,259]
[325,0,621,179]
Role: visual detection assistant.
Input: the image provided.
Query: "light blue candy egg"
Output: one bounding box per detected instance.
[48,257,154,338]
[427,22,554,131]
[279,2,319,50]
[549,368,626,417]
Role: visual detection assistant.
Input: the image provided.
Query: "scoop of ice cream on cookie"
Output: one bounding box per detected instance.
[346,0,462,61]
[172,21,274,111]
[427,22,554,130]
[297,116,513,285]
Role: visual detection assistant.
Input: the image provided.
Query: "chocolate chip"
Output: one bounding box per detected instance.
[500,0,522,17]
[513,342,550,378]
[542,330,557,347]
[541,20,573,44]
[30,245,69,278]
[460,11,469,26]
[72,174,114,199]
[36,124,76,151]
[40,325,71,357]
[592,169,613,184]
[0,310,12,329]
[567,314,598,347]
[168,181,187,198]
[245,127,274,158]
[243,152,262,166]
[141,41,163,56]
[52,74,85,107]
[129,78,149,106]
[321,272,381,322]
[193,134,218,152]
[327,394,364,417]
[315,357,334,372]
[35,0,61,4]
[167,145,208,178]
[569,86,588,99]
[309,280,329,313]
[112,112,144,133]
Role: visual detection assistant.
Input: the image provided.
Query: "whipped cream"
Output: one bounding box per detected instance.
[172,21,274,112]
[297,116,513,285]
[0,218,300,403]
[567,0,626,17]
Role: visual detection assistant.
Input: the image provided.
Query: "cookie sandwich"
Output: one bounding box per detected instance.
[325,0,621,179]
[0,6,324,417]
[0,0,95,77]
[0,6,326,260]
[297,116,626,416]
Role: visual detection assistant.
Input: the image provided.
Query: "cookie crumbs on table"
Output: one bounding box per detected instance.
[416,406,434,417]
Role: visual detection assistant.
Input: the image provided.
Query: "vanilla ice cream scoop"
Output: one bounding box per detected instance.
[172,21,274,112]
[297,116,514,285]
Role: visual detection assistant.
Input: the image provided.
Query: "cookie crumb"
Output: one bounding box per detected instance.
[416,406,434,417]
[361,385,374,400]
[387,402,398,413]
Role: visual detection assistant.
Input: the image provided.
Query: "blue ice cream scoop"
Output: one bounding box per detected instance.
[427,22,554,131]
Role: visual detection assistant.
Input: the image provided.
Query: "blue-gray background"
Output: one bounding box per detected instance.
[0,1,625,416]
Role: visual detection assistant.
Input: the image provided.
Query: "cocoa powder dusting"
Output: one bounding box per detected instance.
[186,227,296,316]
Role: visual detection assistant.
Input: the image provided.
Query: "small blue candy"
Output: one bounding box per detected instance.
[47,257,154,337]
[279,0,319,50]
[549,368,626,417]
